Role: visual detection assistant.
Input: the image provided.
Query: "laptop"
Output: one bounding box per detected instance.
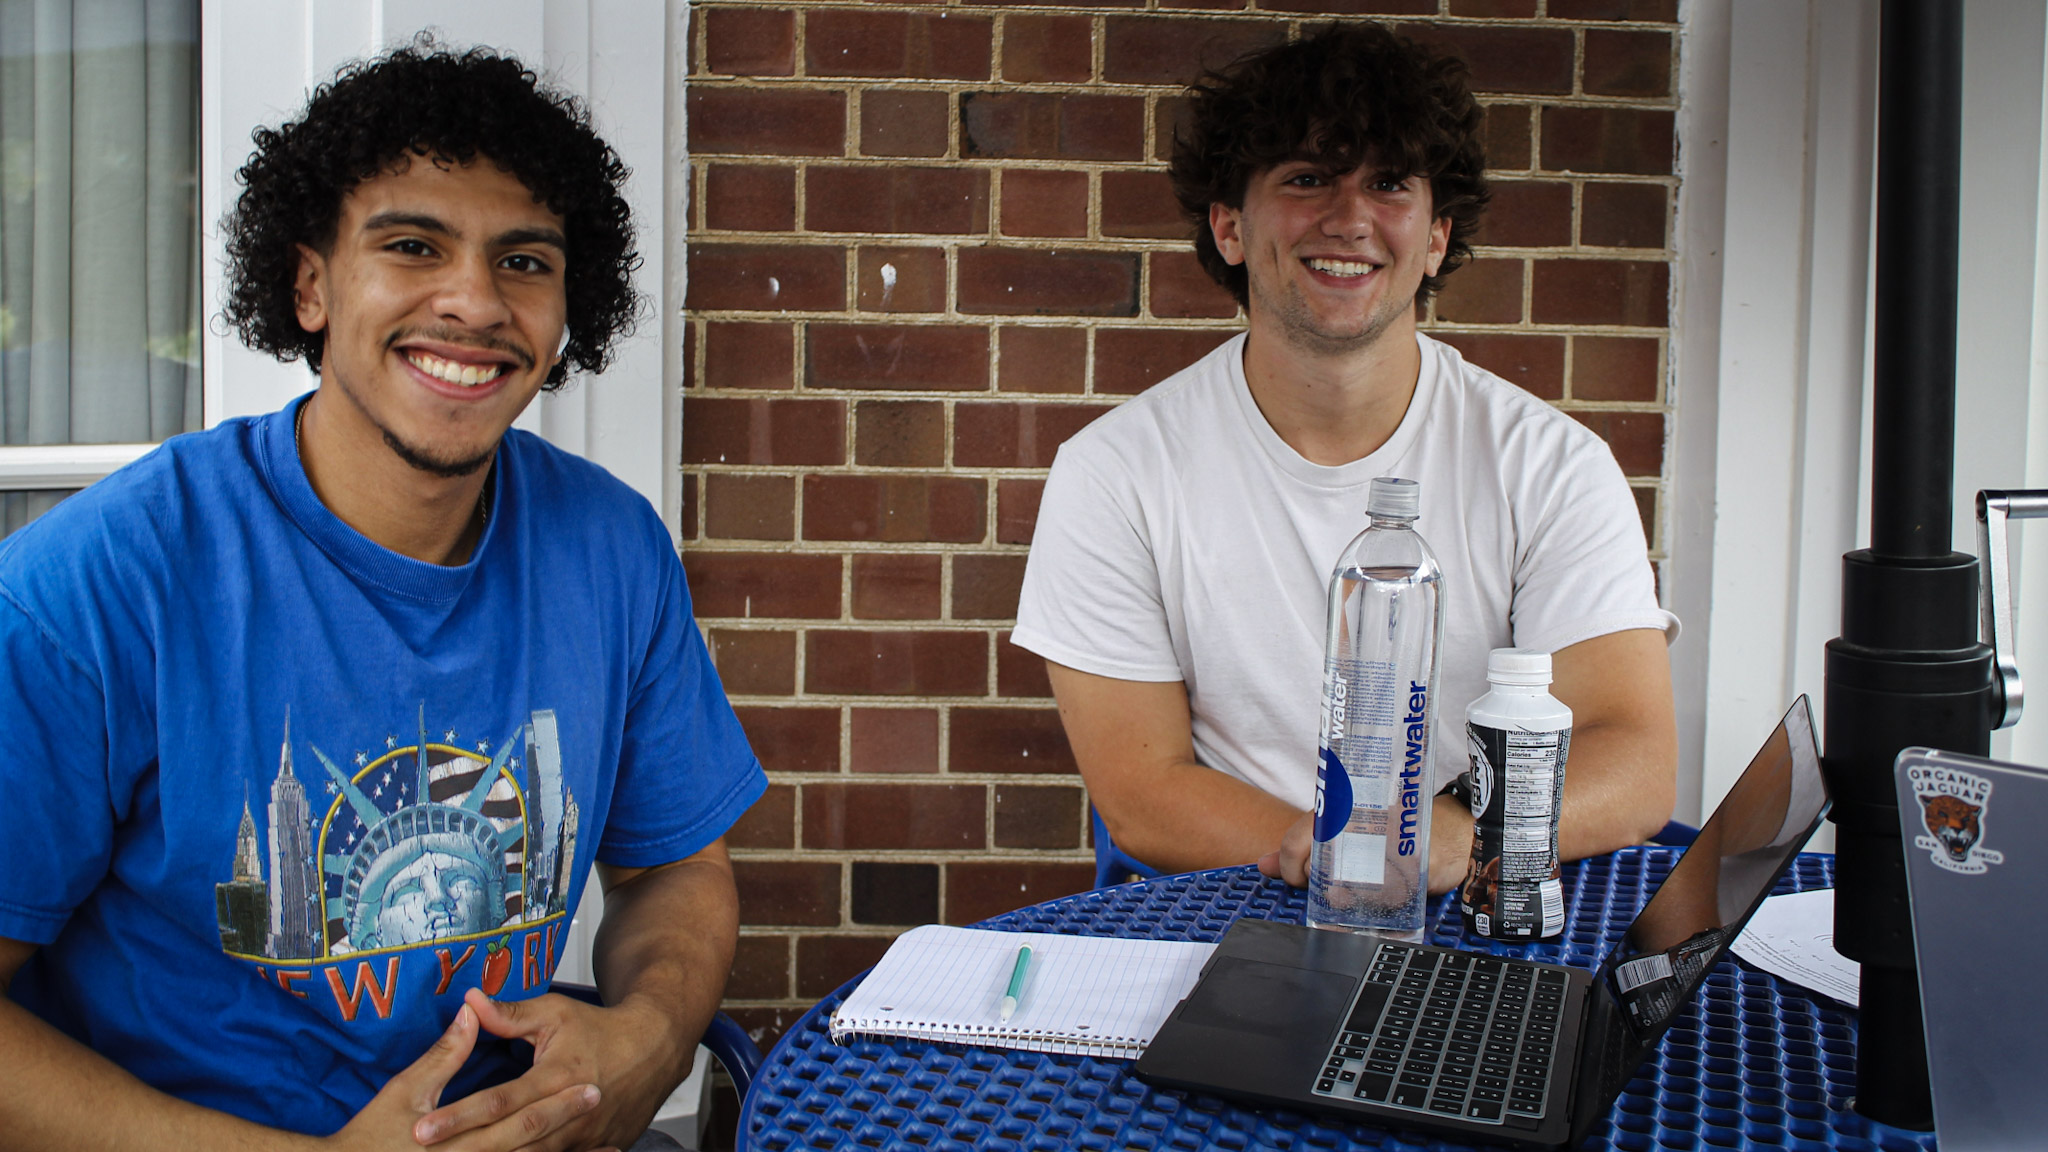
[1894,747,2048,1152]
[1136,696,1828,1149]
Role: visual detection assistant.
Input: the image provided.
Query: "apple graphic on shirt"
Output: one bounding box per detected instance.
[481,935,512,996]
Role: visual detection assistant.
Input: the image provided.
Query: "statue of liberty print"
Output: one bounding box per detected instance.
[217,705,576,961]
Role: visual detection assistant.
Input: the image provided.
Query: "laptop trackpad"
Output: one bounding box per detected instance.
[1177,957,1359,1039]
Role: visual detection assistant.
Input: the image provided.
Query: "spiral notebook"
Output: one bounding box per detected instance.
[830,925,1219,1059]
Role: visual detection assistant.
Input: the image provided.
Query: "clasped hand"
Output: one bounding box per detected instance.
[327,987,689,1152]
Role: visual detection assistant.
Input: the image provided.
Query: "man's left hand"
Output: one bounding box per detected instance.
[411,987,690,1152]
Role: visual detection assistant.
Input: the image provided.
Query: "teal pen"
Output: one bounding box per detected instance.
[999,944,1033,1021]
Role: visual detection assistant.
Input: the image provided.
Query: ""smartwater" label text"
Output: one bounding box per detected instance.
[1397,680,1426,856]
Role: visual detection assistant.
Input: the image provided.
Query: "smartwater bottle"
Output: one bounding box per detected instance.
[1461,649,1572,941]
[1309,476,1444,938]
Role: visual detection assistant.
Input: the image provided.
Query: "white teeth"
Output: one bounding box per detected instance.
[1307,258,1376,277]
[406,350,505,387]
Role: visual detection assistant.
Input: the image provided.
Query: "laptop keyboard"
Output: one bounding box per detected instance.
[1311,943,1567,1125]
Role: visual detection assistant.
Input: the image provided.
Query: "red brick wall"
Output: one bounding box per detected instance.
[682,0,1679,1045]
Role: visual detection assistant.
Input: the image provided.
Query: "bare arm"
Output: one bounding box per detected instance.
[1262,630,1679,895]
[0,936,318,1151]
[1048,662,1304,874]
[589,839,739,1076]
[1053,664,1513,894]
[415,838,740,1151]
[1546,628,1678,857]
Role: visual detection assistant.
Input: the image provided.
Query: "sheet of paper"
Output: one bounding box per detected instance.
[1731,888,1859,1006]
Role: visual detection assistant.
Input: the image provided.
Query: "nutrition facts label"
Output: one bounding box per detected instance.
[1463,723,1570,940]
[1501,733,1562,879]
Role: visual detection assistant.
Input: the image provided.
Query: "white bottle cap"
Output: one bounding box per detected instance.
[1368,476,1420,520]
[1486,648,1552,686]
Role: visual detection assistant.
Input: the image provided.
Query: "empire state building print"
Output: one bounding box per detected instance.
[266,709,321,959]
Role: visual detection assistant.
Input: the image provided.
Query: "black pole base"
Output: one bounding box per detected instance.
[1851,966,1935,1130]
[1824,549,1990,1132]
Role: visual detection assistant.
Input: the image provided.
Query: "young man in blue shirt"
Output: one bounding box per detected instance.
[0,45,764,1150]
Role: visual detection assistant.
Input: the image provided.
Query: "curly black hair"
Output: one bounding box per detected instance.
[1169,22,1490,309]
[222,39,639,389]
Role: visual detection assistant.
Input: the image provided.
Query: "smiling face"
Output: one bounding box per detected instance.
[1210,159,1450,358]
[293,155,567,477]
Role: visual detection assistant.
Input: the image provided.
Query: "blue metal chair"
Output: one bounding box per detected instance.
[552,983,763,1099]
[1091,805,1162,889]
[1092,806,1703,890]
[1651,819,1699,846]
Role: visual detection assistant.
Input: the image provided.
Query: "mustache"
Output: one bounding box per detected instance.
[384,326,536,371]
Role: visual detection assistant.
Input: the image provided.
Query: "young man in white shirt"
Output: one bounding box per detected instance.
[1011,22,1678,892]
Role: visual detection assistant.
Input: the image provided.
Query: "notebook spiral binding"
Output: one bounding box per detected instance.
[829,1011,1148,1057]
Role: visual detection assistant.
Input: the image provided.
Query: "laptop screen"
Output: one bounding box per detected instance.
[1597,696,1828,1040]
[1895,748,2048,1152]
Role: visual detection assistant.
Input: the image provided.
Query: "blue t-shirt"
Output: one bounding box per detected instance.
[0,399,765,1134]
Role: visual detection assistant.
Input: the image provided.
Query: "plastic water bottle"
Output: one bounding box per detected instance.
[1309,476,1444,938]
[1461,648,1572,941]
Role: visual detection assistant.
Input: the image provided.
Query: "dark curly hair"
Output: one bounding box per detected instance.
[222,39,639,389]
[1169,22,1490,309]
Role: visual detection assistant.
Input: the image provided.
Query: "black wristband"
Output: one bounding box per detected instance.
[1439,770,1476,808]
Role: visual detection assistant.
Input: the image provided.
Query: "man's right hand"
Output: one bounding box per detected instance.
[1259,797,1474,896]
[1256,813,1313,887]
[325,1003,606,1152]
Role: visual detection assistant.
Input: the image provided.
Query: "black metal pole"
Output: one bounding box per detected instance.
[1822,0,1989,1131]
[1869,0,1961,559]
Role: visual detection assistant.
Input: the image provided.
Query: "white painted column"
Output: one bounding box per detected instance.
[1963,4,2048,765]
[1664,0,1729,826]
[1677,0,1878,819]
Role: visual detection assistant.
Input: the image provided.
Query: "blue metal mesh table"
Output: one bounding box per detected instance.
[742,848,1939,1151]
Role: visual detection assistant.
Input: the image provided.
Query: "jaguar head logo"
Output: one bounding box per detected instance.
[1920,793,1982,863]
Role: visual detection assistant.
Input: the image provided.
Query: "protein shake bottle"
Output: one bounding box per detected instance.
[1460,648,1571,941]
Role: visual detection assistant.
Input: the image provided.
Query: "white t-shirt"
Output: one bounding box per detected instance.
[1011,332,1677,811]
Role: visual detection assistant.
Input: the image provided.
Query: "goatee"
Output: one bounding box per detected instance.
[382,429,494,478]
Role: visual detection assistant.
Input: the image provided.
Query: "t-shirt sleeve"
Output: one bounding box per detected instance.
[0,589,115,945]
[1507,432,1679,655]
[596,531,766,868]
[1012,441,1187,683]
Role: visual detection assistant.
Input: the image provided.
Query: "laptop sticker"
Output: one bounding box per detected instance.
[1906,763,2006,874]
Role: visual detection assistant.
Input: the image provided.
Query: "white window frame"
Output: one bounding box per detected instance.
[0,445,157,492]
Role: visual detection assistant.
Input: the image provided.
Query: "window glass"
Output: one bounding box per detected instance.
[0,487,73,535]
[0,0,200,447]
